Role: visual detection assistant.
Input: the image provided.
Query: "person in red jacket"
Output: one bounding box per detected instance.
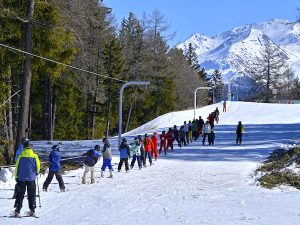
[143,134,154,166]
[151,132,158,161]
[159,131,167,155]
[166,128,174,153]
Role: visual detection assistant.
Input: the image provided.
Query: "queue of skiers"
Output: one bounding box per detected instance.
[11,104,245,217]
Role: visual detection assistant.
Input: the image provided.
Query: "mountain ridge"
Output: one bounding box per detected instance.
[177,19,300,82]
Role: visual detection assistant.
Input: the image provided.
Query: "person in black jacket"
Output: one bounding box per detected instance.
[236,121,244,145]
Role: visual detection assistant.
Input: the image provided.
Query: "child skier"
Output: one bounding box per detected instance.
[166,128,174,153]
[138,135,146,167]
[151,132,158,161]
[159,131,167,154]
[118,138,131,172]
[202,121,212,146]
[179,126,186,147]
[143,134,154,166]
[130,137,142,169]
[101,138,113,178]
[43,145,65,192]
[82,145,101,184]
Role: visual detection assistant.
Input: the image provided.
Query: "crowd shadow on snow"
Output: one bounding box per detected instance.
[149,123,300,162]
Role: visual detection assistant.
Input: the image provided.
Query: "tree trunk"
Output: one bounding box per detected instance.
[125,103,133,133]
[15,0,35,156]
[42,76,48,139]
[265,61,270,103]
[51,92,56,140]
[91,76,100,139]
[105,84,111,138]
[46,76,53,140]
[86,92,90,139]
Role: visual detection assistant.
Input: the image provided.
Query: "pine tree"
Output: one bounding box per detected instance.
[102,37,124,136]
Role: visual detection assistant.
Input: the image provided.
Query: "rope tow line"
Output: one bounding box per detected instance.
[0,43,126,83]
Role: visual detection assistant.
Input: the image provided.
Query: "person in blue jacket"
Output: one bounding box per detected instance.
[14,140,40,217]
[117,138,131,172]
[82,145,101,184]
[12,137,28,199]
[43,145,65,192]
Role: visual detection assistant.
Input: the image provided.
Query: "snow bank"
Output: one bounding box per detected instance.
[0,167,14,184]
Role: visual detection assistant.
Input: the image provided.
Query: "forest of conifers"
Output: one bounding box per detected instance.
[0,0,208,163]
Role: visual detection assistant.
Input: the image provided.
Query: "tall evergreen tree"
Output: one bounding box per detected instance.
[102,37,124,136]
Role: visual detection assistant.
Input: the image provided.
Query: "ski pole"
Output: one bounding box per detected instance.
[36,174,41,208]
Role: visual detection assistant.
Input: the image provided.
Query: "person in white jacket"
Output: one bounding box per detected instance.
[202,121,211,146]
[183,121,190,145]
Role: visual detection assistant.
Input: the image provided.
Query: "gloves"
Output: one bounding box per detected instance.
[15,178,18,182]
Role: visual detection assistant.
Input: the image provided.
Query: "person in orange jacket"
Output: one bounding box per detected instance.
[159,130,167,155]
[151,132,158,161]
[166,128,174,153]
[143,133,154,166]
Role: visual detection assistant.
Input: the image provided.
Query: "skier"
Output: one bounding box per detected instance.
[183,121,190,145]
[236,121,245,145]
[151,132,158,161]
[43,145,65,192]
[14,139,40,217]
[159,131,167,154]
[172,125,180,147]
[166,128,174,153]
[143,133,154,166]
[130,137,142,169]
[188,120,193,143]
[82,145,101,184]
[208,113,215,128]
[223,101,227,112]
[214,107,219,124]
[12,137,28,199]
[101,138,113,178]
[197,116,204,138]
[202,121,212,146]
[179,126,186,147]
[138,135,146,167]
[191,119,198,141]
[118,138,131,172]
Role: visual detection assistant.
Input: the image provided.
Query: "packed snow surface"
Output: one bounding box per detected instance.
[0,102,300,225]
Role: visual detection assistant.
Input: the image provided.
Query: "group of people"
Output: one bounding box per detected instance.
[11,103,245,217]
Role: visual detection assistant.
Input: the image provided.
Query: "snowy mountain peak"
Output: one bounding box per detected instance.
[178,19,300,82]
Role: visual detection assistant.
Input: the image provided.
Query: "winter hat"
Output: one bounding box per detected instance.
[122,138,127,142]
[162,130,165,134]
[145,133,148,137]
[52,145,59,150]
[153,132,158,135]
[94,145,100,151]
[102,137,108,143]
[23,139,30,148]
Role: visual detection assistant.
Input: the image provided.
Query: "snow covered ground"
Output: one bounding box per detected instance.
[0,102,300,225]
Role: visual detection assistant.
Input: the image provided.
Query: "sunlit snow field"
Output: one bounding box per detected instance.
[1,102,300,225]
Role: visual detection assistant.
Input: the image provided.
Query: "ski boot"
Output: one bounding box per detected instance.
[91,179,95,184]
[82,179,86,184]
[108,170,113,178]
[101,171,104,178]
[42,187,48,192]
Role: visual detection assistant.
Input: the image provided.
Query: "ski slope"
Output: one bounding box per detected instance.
[0,102,300,225]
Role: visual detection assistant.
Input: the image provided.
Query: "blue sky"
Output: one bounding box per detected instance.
[104,0,300,46]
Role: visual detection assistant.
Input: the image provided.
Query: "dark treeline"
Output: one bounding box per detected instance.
[0,0,207,164]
